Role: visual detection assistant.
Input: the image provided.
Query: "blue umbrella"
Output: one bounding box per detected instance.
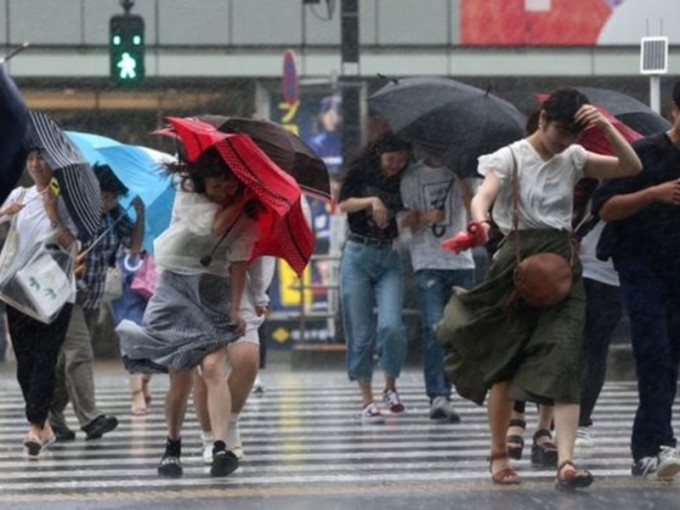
[65,131,176,253]
[0,62,28,204]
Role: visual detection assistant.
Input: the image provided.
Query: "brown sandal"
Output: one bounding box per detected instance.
[555,460,593,490]
[488,451,521,485]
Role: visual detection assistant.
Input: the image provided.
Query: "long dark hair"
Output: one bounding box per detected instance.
[343,132,412,180]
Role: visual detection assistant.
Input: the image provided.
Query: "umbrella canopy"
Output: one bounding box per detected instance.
[23,112,101,241]
[165,116,314,275]
[156,115,331,201]
[0,63,28,204]
[369,77,526,177]
[66,131,176,254]
[574,86,671,136]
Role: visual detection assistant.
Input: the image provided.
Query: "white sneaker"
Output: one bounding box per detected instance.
[574,426,595,449]
[201,432,214,465]
[656,445,680,479]
[226,420,243,459]
[382,389,406,414]
[252,375,264,395]
[429,396,461,423]
[360,402,385,423]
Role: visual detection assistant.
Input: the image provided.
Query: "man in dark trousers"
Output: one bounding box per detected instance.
[593,80,680,479]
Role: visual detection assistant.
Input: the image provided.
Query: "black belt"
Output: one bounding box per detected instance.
[348,233,393,246]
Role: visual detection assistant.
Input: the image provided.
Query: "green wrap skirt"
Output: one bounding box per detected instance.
[436,229,586,406]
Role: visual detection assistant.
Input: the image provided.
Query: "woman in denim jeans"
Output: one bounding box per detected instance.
[338,133,411,422]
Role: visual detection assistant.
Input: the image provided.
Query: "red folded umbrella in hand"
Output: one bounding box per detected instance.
[441,222,488,253]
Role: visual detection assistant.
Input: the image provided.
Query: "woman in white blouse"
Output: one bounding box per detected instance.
[437,89,641,489]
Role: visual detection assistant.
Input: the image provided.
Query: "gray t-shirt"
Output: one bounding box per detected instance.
[400,160,475,272]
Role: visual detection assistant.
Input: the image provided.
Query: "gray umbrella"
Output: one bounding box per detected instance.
[24,111,102,241]
[369,77,526,177]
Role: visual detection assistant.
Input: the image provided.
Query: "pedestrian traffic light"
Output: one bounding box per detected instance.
[109,14,145,85]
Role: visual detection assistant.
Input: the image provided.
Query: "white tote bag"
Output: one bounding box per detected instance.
[14,250,71,320]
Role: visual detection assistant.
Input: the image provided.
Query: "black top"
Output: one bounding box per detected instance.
[593,132,680,269]
[339,153,404,242]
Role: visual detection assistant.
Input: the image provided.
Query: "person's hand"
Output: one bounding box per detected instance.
[370,196,388,228]
[255,304,269,317]
[0,202,24,217]
[399,210,419,230]
[43,186,60,223]
[651,179,680,206]
[230,310,246,336]
[574,104,608,130]
[440,221,489,253]
[422,209,445,226]
[131,196,145,216]
[74,251,88,276]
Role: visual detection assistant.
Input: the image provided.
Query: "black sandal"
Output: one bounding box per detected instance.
[531,429,558,467]
[506,419,526,460]
[555,460,593,490]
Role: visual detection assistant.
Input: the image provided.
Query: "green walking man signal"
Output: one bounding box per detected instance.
[109,14,145,85]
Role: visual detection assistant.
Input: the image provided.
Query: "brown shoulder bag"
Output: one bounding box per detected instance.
[509,148,573,308]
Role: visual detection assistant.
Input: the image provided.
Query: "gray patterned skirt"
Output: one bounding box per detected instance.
[117,270,239,374]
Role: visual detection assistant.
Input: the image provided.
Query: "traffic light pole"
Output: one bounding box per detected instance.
[340,0,361,171]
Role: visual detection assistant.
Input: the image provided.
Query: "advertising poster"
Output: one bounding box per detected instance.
[265,89,344,349]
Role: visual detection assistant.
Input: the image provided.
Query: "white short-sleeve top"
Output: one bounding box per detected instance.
[478,139,588,235]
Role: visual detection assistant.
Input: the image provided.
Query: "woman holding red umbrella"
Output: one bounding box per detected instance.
[117,148,259,478]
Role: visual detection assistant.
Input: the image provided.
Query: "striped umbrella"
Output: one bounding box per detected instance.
[23,111,101,241]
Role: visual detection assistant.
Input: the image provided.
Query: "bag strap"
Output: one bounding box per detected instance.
[509,148,522,266]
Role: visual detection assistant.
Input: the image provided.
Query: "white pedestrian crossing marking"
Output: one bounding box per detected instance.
[0,371,678,499]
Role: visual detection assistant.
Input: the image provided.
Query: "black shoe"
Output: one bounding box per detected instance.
[158,454,183,478]
[211,449,239,477]
[531,429,558,467]
[82,415,119,440]
[52,424,76,442]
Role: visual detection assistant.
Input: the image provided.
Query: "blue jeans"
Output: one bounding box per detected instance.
[340,240,406,383]
[415,268,475,400]
[616,258,680,461]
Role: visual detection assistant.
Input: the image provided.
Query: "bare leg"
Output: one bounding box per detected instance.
[192,370,211,433]
[553,402,579,466]
[227,342,259,414]
[165,370,194,440]
[359,381,374,407]
[487,381,518,480]
[200,346,231,443]
[130,375,147,415]
[537,404,554,431]
[384,374,396,392]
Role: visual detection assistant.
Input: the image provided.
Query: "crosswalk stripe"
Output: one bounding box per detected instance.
[0,372,678,500]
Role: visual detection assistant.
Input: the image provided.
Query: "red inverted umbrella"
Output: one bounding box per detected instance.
[165,117,314,276]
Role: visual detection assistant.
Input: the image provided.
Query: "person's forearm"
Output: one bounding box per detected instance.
[230,261,247,315]
[129,215,145,253]
[599,188,657,221]
[470,194,493,224]
[212,204,243,236]
[602,123,642,176]
[337,197,373,214]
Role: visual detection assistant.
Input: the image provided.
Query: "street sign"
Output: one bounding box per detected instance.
[282,49,298,106]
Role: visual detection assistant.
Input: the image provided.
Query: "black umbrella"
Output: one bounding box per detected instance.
[0,61,28,204]
[575,86,671,137]
[369,77,526,178]
[24,111,102,241]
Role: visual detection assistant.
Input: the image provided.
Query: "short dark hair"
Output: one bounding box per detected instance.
[542,88,590,134]
[672,80,680,108]
[92,163,128,196]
